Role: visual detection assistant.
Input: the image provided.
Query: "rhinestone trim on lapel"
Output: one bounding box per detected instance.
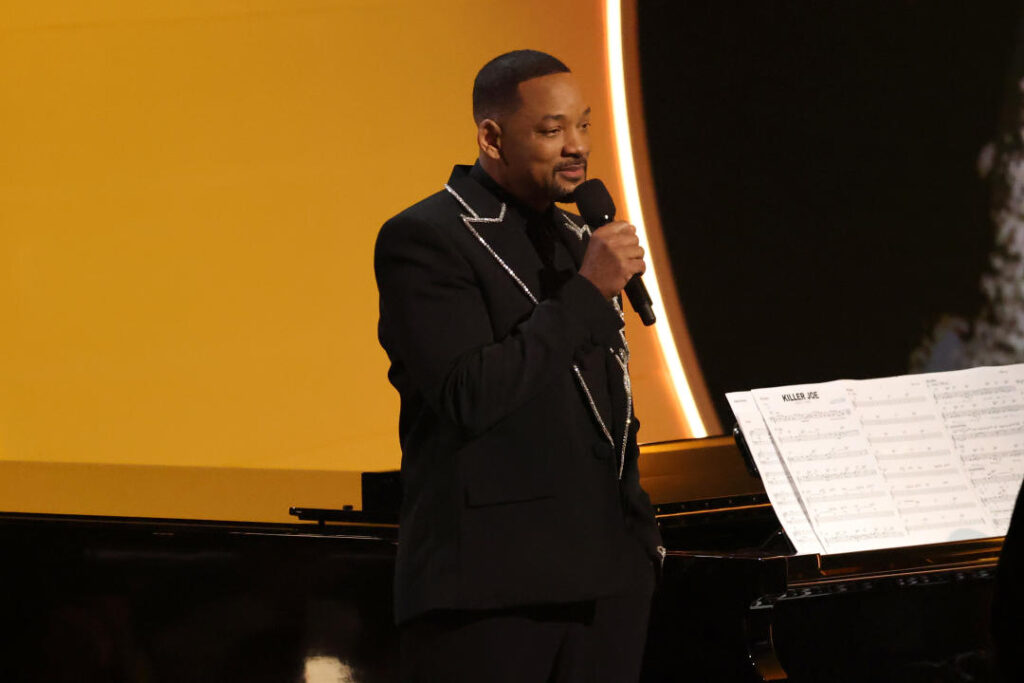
[444,184,536,305]
[560,212,591,241]
[609,295,633,478]
[613,350,632,479]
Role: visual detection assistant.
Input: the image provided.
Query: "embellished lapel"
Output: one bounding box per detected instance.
[605,315,631,459]
[554,210,590,270]
[444,166,544,304]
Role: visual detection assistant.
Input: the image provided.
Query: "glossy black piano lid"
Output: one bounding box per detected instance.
[0,512,399,683]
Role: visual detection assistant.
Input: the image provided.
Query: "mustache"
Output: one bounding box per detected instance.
[554,158,587,172]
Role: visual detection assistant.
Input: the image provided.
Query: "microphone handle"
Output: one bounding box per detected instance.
[624,273,656,326]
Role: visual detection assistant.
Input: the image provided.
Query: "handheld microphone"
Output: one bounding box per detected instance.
[573,179,656,326]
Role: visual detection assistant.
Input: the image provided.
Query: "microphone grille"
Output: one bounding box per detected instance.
[573,179,616,227]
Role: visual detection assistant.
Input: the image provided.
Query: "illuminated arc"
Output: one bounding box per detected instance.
[605,0,708,438]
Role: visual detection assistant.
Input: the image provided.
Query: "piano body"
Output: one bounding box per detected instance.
[0,436,1003,682]
[640,437,1002,682]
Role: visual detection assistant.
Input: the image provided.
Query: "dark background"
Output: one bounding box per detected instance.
[638,1,1023,425]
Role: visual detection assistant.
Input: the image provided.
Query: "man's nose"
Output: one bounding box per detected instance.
[563,127,588,157]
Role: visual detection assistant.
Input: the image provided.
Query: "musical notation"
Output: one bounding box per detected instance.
[861,414,937,427]
[868,432,948,444]
[726,392,824,555]
[852,396,929,408]
[728,363,1024,556]
[874,449,952,461]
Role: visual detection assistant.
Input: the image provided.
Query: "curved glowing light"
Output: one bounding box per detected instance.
[605,0,708,437]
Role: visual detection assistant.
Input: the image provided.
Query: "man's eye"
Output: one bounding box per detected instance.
[543,128,561,137]
[581,122,591,131]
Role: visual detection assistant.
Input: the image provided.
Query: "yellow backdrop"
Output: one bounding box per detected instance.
[1,1,699,520]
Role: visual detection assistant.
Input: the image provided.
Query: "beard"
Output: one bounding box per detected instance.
[551,184,578,203]
[549,163,587,202]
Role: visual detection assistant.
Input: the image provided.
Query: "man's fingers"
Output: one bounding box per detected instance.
[593,221,635,237]
[606,231,640,249]
[616,245,644,260]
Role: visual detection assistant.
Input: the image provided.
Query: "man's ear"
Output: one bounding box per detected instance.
[477,119,503,161]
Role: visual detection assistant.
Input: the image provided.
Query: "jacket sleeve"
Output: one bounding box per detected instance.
[375,212,624,436]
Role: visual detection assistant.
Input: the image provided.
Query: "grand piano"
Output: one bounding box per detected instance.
[0,436,1005,682]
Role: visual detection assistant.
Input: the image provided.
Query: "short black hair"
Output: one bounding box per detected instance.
[472,50,570,123]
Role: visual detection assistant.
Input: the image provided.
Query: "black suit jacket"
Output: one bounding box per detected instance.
[375,164,662,623]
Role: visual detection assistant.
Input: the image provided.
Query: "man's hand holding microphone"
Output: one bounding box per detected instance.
[574,179,656,325]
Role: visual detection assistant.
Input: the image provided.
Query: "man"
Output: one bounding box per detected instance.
[374,50,663,682]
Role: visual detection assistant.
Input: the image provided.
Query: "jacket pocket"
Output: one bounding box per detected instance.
[460,430,556,507]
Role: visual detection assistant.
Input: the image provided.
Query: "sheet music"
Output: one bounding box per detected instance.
[750,381,906,554]
[926,365,1024,534]
[729,363,1024,556]
[725,392,824,555]
[848,375,993,543]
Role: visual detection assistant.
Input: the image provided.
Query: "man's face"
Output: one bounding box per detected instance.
[494,72,591,209]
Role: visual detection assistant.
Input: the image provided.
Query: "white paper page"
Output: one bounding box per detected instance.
[751,381,907,554]
[927,364,1024,534]
[726,391,824,555]
[848,374,993,543]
